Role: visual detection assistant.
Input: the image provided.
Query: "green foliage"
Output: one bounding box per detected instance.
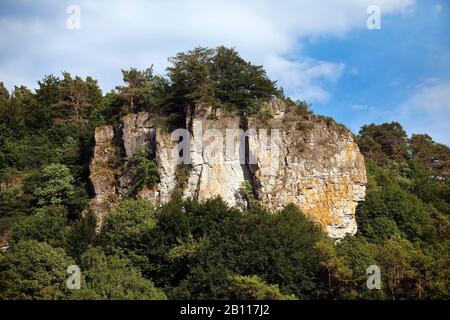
[35,75,61,112]
[0,82,9,103]
[0,240,74,300]
[0,185,30,218]
[11,205,69,247]
[70,248,166,300]
[0,49,449,301]
[98,199,156,269]
[348,134,450,299]
[88,91,123,127]
[64,210,97,259]
[335,237,381,299]
[116,66,168,113]
[351,155,450,299]
[126,148,160,197]
[357,162,437,243]
[225,275,297,300]
[58,72,102,123]
[410,134,450,179]
[358,122,408,165]
[315,240,353,298]
[239,180,257,208]
[33,163,75,207]
[145,198,326,299]
[406,161,450,214]
[357,123,450,215]
[2,134,57,170]
[375,236,417,299]
[167,46,278,115]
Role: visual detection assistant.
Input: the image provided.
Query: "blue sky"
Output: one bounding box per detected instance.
[1,0,449,144]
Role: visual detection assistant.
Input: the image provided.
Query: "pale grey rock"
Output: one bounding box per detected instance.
[89,126,117,225]
[89,102,367,239]
[182,107,248,207]
[247,103,367,239]
[139,128,178,204]
[90,114,178,224]
[122,112,155,157]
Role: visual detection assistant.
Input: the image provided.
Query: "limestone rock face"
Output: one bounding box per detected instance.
[89,103,367,239]
[138,128,178,204]
[122,112,155,157]
[89,126,117,223]
[247,113,366,239]
[182,110,248,207]
[90,114,178,223]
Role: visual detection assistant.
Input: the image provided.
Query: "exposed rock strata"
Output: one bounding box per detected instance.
[89,101,366,238]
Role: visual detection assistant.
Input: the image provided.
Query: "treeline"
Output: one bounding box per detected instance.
[0,47,449,300]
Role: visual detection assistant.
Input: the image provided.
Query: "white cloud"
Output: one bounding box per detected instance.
[405,82,450,112]
[350,104,371,111]
[266,55,345,102]
[396,81,450,144]
[0,0,415,102]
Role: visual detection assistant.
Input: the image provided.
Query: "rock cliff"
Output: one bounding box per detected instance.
[89,100,366,238]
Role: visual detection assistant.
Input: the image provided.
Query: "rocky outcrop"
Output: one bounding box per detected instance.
[89,101,367,238]
[89,126,117,223]
[138,128,178,204]
[247,108,366,238]
[89,114,177,224]
[121,112,155,157]
[182,107,248,206]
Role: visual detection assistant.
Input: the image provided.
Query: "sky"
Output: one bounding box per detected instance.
[1,0,449,144]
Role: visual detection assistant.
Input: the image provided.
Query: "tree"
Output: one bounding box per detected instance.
[58,72,102,123]
[357,160,437,243]
[1,86,45,132]
[375,236,416,300]
[11,205,69,248]
[167,47,215,114]
[358,122,408,165]
[98,199,157,270]
[164,200,327,299]
[70,248,166,300]
[34,163,75,206]
[406,160,450,214]
[64,210,97,259]
[0,82,9,104]
[0,240,74,300]
[335,236,381,299]
[211,46,278,112]
[89,91,123,127]
[35,74,61,122]
[410,134,450,179]
[36,74,61,108]
[225,275,296,300]
[126,147,160,197]
[315,240,352,298]
[0,185,29,218]
[167,46,279,115]
[116,67,167,113]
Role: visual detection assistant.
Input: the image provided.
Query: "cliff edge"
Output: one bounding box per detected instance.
[89,100,366,238]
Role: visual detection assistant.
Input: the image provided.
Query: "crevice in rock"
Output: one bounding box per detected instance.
[240,113,260,201]
[113,124,126,159]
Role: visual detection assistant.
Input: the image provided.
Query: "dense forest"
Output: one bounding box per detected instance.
[0,47,449,300]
